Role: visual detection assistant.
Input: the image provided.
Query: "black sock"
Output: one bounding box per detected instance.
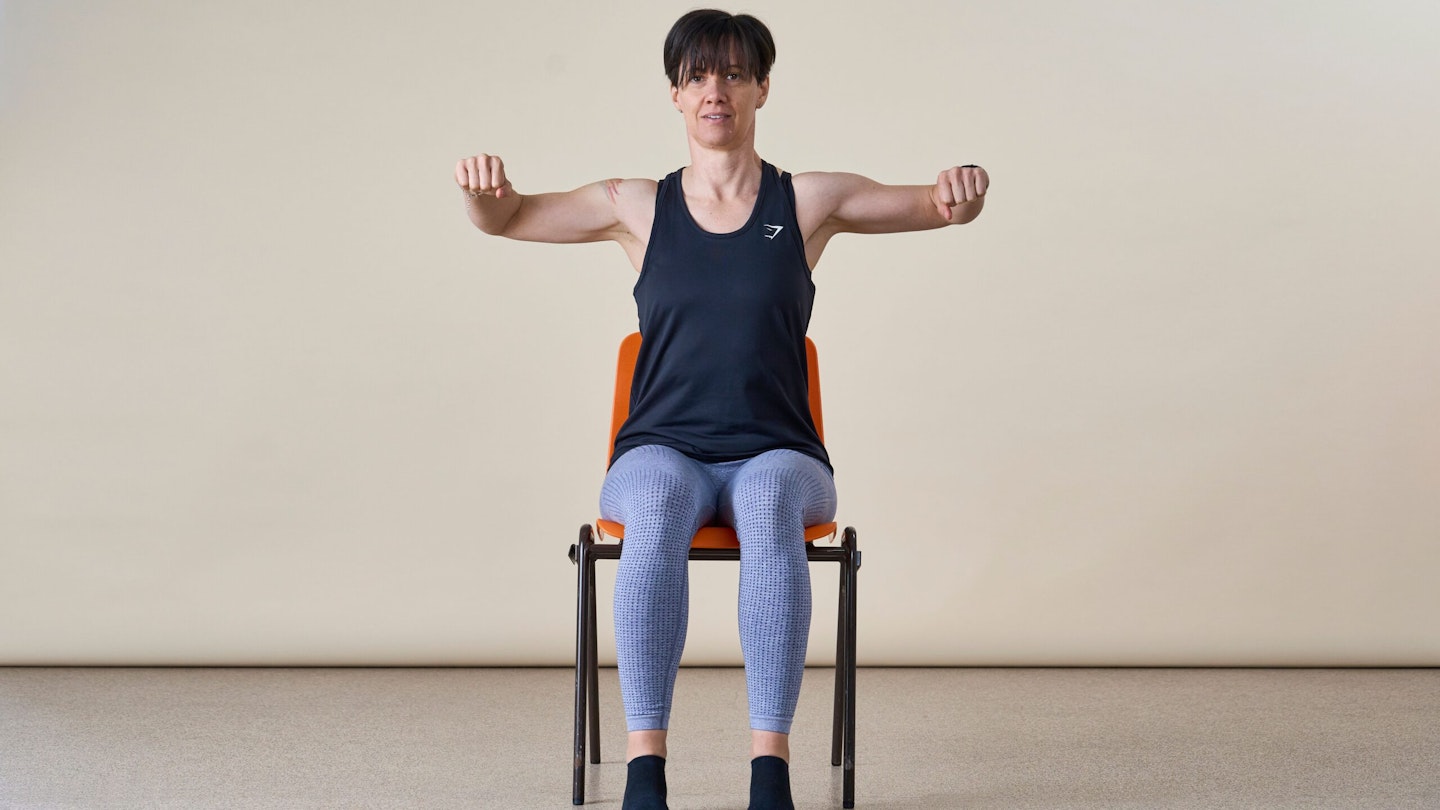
[748,755,794,810]
[623,755,668,810]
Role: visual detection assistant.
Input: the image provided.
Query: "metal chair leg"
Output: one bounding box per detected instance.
[831,556,847,767]
[587,553,601,763]
[572,524,594,805]
[842,527,859,809]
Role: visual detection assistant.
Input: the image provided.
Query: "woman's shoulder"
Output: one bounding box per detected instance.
[605,177,660,208]
[788,170,863,209]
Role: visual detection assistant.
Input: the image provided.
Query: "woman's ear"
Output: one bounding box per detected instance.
[756,77,770,109]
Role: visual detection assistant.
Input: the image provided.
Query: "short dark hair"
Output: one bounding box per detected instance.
[663,9,776,87]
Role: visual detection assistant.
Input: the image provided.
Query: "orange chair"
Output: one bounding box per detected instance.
[568,332,860,808]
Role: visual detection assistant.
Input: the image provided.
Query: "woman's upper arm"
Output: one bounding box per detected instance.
[794,172,947,238]
[499,178,655,244]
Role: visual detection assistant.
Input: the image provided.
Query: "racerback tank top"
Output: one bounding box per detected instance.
[610,161,830,470]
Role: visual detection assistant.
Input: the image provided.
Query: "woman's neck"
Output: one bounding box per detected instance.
[682,148,763,202]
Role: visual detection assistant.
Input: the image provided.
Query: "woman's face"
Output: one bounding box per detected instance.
[670,61,769,150]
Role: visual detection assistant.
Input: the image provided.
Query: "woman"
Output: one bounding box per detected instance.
[455,10,987,810]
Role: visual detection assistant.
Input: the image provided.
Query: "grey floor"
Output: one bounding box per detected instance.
[1,668,1437,809]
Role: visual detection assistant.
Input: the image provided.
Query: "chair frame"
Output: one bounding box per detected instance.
[567,333,862,808]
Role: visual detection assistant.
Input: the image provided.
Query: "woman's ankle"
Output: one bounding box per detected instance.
[627,728,669,762]
[749,729,790,762]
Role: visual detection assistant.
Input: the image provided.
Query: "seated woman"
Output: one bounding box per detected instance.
[455,9,988,809]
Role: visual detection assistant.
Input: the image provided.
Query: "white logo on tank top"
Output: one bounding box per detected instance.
[763,224,784,240]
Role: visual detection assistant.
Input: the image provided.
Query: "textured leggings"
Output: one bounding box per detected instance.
[600,444,837,734]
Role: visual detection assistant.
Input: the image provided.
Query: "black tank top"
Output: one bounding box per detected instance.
[610,161,831,470]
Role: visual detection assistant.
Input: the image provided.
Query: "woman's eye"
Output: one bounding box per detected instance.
[726,72,741,81]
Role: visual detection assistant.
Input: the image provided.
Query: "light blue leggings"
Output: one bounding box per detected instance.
[600,444,837,734]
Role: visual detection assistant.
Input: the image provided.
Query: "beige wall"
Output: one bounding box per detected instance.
[2,1,1437,665]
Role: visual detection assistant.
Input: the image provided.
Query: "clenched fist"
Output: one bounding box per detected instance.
[934,164,988,220]
[456,153,513,199]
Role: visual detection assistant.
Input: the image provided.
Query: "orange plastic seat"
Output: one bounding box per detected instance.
[594,520,839,549]
[569,332,860,808]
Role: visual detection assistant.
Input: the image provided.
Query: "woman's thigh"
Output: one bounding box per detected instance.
[717,449,836,529]
[600,444,719,527]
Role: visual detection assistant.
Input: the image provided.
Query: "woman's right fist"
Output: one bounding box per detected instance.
[456,153,512,199]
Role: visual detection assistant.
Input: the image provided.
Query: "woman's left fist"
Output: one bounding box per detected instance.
[935,164,988,220]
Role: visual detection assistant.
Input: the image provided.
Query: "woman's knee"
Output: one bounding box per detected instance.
[724,450,836,528]
[601,445,716,527]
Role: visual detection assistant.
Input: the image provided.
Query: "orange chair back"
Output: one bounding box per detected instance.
[605,332,825,463]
